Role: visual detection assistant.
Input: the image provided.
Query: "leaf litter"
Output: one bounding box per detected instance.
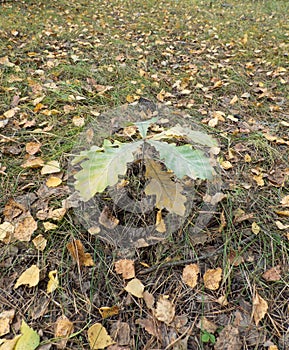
[0,0,289,348]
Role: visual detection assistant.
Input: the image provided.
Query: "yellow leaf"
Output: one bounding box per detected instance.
[87,323,114,349]
[0,222,14,244]
[144,159,186,216]
[253,173,264,186]
[244,154,252,162]
[124,278,144,298]
[46,176,62,187]
[15,320,40,350]
[41,160,60,175]
[0,310,15,337]
[115,259,135,279]
[72,116,85,127]
[154,296,175,325]
[281,195,289,207]
[21,157,44,169]
[220,160,233,170]
[275,210,289,217]
[182,264,199,288]
[155,209,166,233]
[54,315,74,349]
[252,292,268,326]
[275,220,289,230]
[43,222,58,231]
[14,265,40,289]
[32,234,47,251]
[47,270,59,293]
[98,305,119,319]
[203,267,222,291]
[229,95,239,105]
[0,335,21,350]
[156,89,166,102]
[251,222,261,235]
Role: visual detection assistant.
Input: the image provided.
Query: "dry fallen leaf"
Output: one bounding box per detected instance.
[275,220,289,230]
[214,325,242,350]
[72,116,85,127]
[135,318,161,340]
[47,270,59,294]
[14,265,40,289]
[110,321,130,347]
[21,157,44,169]
[253,173,265,186]
[155,209,166,233]
[197,316,218,333]
[154,295,175,325]
[98,306,120,319]
[0,335,21,350]
[203,267,222,291]
[13,213,37,242]
[54,315,74,349]
[87,323,115,349]
[252,291,268,326]
[41,160,61,175]
[32,234,47,251]
[220,160,233,170]
[0,221,14,244]
[25,142,41,155]
[251,222,261,235]
[182,263,199,288]
[143,291,155,310]
[46,176,62,188]
[43,222,58,232]
[115,259,135,279]
[281,195,289,207]
[262,266,281,282]
[66,239,95,267]
[0,310,15,337]
[124,278,144,298]
[48,208,66,221]
[99,206,119,229]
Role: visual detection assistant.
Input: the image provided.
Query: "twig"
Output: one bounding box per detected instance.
[139,235,255,275]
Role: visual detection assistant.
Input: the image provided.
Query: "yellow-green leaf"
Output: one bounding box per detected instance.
[15,321,40,350]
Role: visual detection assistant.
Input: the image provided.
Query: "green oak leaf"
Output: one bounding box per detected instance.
[74,140,142,201]
[148,140,214,180]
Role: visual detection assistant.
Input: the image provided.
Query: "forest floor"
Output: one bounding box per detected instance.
[0,0,289,349]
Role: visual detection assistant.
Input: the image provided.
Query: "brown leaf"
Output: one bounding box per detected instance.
[14,213,37,242]
[197,316,217,333]
[0,222,14,244]
[115,259,135,279]
[21,156,44,169]
[154,295,175,325]
[25,142,41,155]
[136,318,161,339]
[66,239,94,267]
[203,267,222,290]
[99,206,119,229]
[262,266,281,282]
[182,263,199,288]
[214,325,242,350]
[252,292,268,326]
[143,291,155,310]
[54,315,74,349]
[110,321,130,346]
[281,195,289,207]
[145,159,186,216]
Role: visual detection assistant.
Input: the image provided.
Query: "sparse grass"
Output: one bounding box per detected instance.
[1,0,289,349]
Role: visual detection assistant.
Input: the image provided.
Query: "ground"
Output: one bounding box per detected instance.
[0,0,288,349]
